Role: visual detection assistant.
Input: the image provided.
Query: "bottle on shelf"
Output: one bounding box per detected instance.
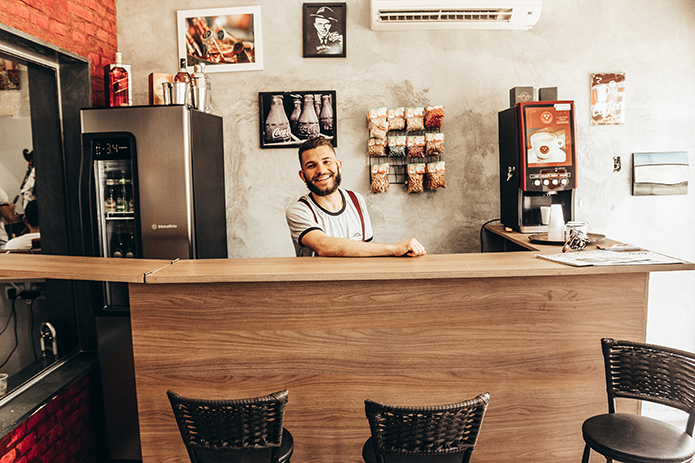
[124,223,136,258]
[110,224,124,258]
[173,59,191,106]
[104,174,116,213]
[104,52,131,107]
[116,171,128,212]
[191,64,212,112]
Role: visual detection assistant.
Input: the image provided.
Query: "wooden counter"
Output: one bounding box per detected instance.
[0,250,692,463]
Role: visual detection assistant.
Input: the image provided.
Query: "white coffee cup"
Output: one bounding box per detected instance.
[547,204,565,241]
[530,132,564,160]
[540,206,551,225]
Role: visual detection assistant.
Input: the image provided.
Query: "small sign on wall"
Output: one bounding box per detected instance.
[632,152,689,196]
[591,73,625,125]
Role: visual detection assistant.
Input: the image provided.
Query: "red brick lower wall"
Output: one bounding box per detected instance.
[0,0,118,107]
[0,374,96,463]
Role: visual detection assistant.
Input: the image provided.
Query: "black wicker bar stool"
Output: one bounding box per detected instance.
[167,389,294,463]
[362,392,490,463]
[581,338,695,463]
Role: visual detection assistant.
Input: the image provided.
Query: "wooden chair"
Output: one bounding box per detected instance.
[363,392,490,463]
[581,338,695,463]
[167,389,293,463]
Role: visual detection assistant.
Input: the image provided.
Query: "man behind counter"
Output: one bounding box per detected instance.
[285,137,426,257]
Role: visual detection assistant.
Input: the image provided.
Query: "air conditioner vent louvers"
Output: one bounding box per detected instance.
[378,9,514,23]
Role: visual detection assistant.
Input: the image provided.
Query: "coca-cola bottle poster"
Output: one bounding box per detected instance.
[259,90,337,148]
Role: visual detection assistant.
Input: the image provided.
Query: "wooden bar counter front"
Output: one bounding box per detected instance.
[0,245,692,463]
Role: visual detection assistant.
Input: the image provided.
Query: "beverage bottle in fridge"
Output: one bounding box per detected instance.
[105,52,130,107]
[104,176,116,213]
[297,94,320,139]
[116,171,128,212]
[320,94,334,136]
[125,223,136,258]
[264,95,291,143]
[110,224,124,258]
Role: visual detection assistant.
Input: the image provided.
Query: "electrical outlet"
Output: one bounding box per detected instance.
[5,285,22,299]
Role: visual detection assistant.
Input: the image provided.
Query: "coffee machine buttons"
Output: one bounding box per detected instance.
[534,180,541,186]
[543,179,550,186]
[561,178,569,185]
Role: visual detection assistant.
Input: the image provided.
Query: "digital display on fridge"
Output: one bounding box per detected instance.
[519,101,575,169]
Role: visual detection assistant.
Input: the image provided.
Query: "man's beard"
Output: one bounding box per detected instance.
[306,168,341,196]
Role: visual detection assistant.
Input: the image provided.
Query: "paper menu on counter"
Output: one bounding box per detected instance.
[536,250,684,267]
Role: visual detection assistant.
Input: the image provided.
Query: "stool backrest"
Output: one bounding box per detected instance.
[167,389,288,463]
[601,338,695,435]
[365,392,490,463]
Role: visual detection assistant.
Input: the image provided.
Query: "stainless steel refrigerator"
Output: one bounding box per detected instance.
[80,105,227,460]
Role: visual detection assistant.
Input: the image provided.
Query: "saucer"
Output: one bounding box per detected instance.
[528,232,605,245]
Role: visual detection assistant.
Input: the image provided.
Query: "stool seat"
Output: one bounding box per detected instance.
[583,413,695,463]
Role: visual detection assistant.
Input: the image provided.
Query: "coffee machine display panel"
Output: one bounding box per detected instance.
[519,101,577,192]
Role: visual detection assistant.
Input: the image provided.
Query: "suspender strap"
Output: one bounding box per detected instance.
[298,191,365,242]
[346,190,365,242]
[298,197,317,222]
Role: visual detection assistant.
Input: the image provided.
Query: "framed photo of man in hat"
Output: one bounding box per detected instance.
[303,3,346,58]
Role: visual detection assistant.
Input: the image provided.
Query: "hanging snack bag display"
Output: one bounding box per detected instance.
[424,161,446,190]
[406,107,425,132]
[406,135,426,157]
[368,137,387,157]
[388,135,407,157]
[425,105,445,129]
[368,107,389,139]
[407,163,426,193]
[426,132,445,156]
[388,107,406,131]
[370,163,390,193]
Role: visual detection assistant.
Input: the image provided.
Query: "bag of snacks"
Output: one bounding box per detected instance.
[388,135,407,157]
[368,137,387,157]
[370,163,390,193]
[388,107,406,131]
[406,135,426,158]
[406,107,425,132]
[368,107,388,139]
[424,161,446,190]
[426,132,445,156]
[407,163,426,193]
[425,105,445,129]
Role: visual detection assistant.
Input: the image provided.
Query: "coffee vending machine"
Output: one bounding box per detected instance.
[498,100,577,233]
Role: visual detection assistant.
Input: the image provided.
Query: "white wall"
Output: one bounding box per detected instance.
[116,1,695,351]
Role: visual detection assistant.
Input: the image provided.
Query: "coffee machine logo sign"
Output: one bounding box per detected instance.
[151,223,178,230]
[540,111,554,124]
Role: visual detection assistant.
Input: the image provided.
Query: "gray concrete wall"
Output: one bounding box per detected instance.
[116,1,695,351]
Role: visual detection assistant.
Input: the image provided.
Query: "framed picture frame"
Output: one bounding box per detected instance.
[259,91,337,149]
[177,6,263,73]
[302,3,346,58]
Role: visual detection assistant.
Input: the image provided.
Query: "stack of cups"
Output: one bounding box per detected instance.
[547,204,565,242]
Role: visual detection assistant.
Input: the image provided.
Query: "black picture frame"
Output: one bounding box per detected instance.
[259,91,337,149]
[302,3,346,58]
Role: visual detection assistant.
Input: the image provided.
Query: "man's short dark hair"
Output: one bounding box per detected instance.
[23,200,39,228]
[298,137,335,165]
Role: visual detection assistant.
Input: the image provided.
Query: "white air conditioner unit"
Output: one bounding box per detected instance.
[370,0,542,31]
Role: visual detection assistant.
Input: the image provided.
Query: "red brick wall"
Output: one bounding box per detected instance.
[0,375,96,463]
[0,0,119,107]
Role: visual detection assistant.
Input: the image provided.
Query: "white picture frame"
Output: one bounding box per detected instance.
[177,6,263,73]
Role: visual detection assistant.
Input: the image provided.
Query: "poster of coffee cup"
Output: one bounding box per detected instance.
[259,90,337,149]
[591,72,625,125]
[528,130,567,164]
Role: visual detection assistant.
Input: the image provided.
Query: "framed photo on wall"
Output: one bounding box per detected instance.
[259,91,337,149]
[177,6,263,72]
[303,3,346,58]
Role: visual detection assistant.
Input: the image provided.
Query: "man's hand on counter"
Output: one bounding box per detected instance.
[395,238,427,257]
